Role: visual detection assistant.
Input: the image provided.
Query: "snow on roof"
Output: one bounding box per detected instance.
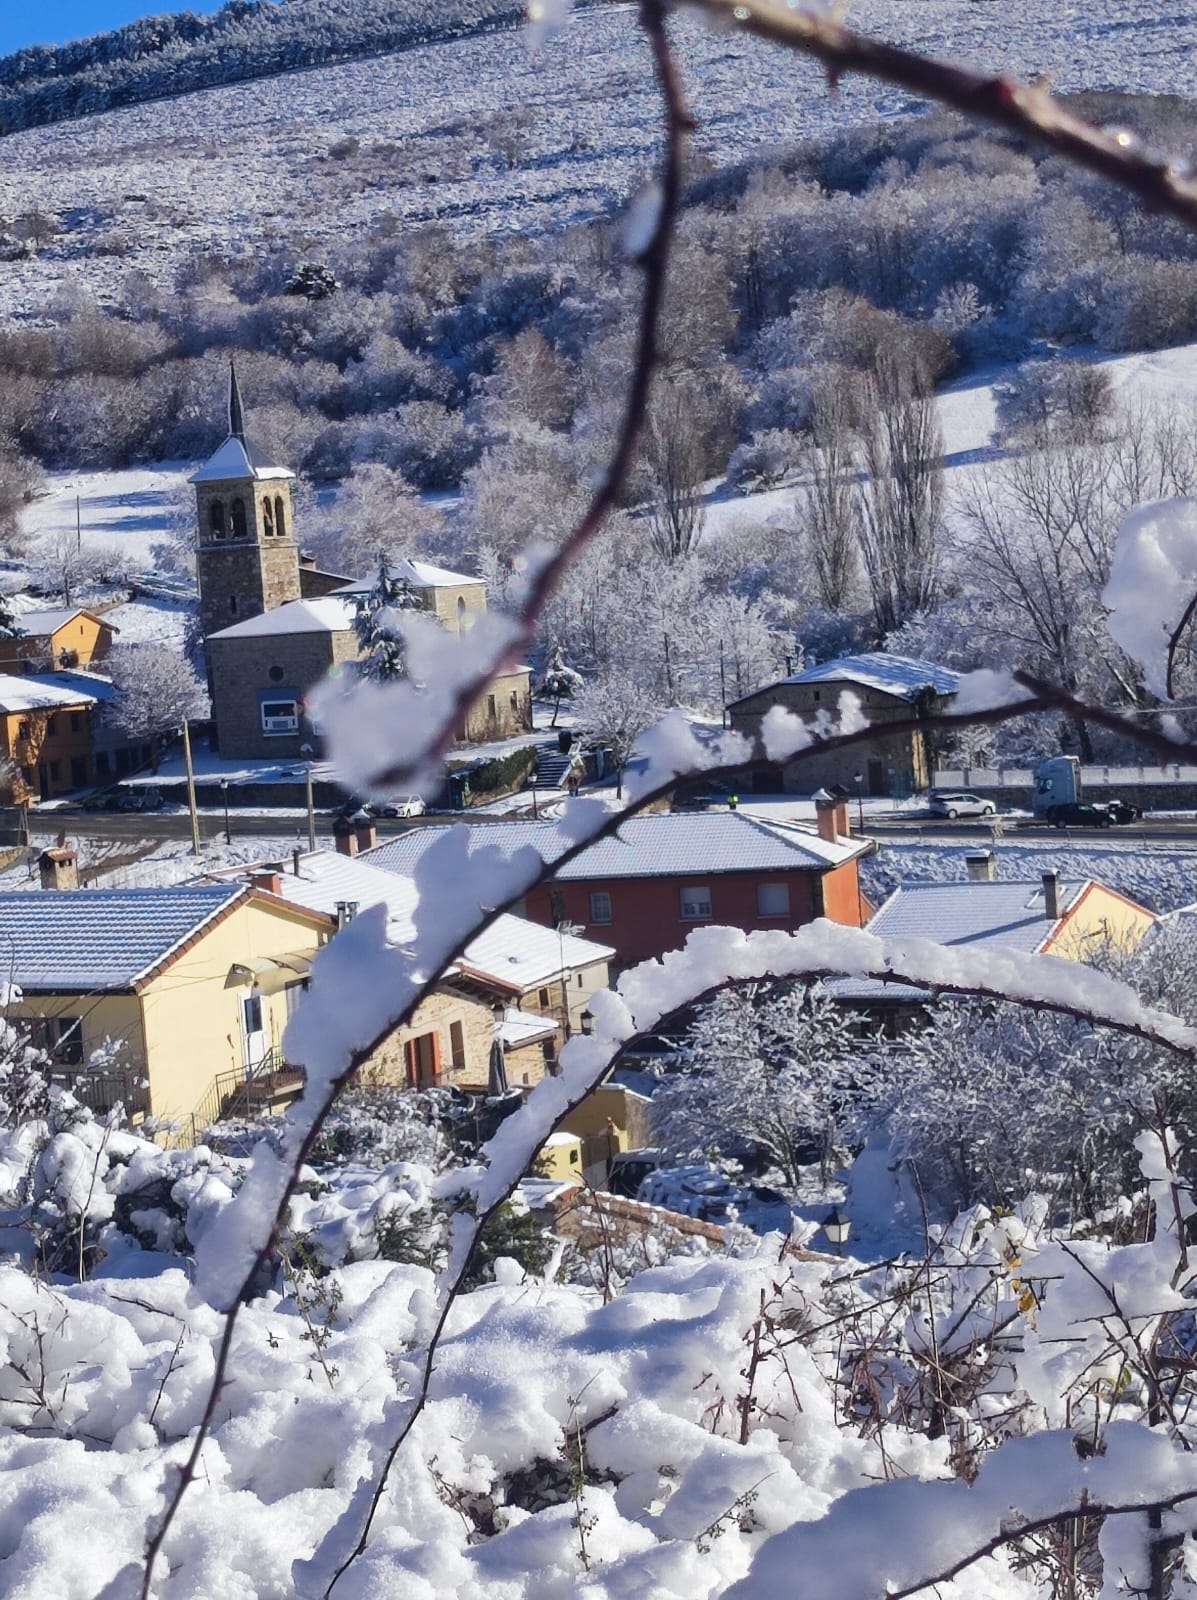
[777,653,960,701]
[189,434,294,484]
[207,596,356,641]
[867,878,1090,955]
[0,670,114,711]
[364,812,863,881]
[498,1007,558,1048]
[232,851,613,988]
[334,559,482,592]
[0,885,245,991]
[11,607,117,637]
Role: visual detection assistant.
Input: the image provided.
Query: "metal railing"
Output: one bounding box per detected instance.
[177,1049,306,1148]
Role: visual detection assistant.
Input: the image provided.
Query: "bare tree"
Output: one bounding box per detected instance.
[572,670,663,798]
[797,379,861,612]
[854,355,943,639]
[642,373,708,562]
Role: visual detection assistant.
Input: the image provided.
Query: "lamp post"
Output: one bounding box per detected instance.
[530,770,538,820]
[220,777,230,846]
[579,1008,594,1036]
[852,771,864,832]
[822,1205,851,1256]
[299,742,316,852]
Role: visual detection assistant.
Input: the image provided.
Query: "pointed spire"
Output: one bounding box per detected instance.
[228,359,246,443]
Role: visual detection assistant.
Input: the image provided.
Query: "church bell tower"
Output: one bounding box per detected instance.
[192,363,301,641]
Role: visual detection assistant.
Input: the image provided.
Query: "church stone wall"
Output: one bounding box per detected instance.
[195,478,300,640]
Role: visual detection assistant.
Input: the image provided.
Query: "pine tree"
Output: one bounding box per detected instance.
[0,590,18,639]
[353,553,418,682]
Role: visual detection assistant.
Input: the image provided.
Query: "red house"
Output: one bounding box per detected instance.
[364,803,871,974]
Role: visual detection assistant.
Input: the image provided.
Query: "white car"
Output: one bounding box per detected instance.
[928,790,996,819]
[377,796,426,818]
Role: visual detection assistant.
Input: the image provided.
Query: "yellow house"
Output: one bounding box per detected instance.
[0,883,334,1144]
[0,607,117,674]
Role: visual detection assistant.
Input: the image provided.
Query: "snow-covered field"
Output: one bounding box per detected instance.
[16,462,191,567]
[2,0,1197,318]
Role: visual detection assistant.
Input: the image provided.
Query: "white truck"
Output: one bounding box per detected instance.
[1032,756,1082,817]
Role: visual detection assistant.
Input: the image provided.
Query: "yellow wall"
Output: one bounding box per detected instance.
[1046,884,1156,961]
[538,1131,585,1183]
[7,991,146,1103]
[138,896,330,1129]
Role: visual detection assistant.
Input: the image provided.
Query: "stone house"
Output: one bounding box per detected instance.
[0,607,117,674]
[727,652,959,798]
[196,370,532,758]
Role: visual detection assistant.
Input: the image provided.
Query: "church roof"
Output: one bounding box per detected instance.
[189,360,294,485]
[207,597,356,641]
[334,559,482,592]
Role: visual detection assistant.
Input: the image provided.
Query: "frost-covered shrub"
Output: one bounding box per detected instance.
[994,357,1115,444]
[725,428,801,492]
[1095,253,1197,350]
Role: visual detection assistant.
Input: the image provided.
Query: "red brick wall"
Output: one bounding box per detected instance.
[523,860,864,970]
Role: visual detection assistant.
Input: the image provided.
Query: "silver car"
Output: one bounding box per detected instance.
[928,789,996,819]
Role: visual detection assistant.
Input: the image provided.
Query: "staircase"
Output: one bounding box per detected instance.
[176,1050,306,1147]
[535,744,575,788]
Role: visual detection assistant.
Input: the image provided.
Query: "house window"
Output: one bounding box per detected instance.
[48,760,60,781]
[231,497,247,539]
[274,495,287,538]
[449,1020,466,1075]
[70,713,82,733]
[487,693,497,719]
[680,885,712,921]
[16,720,28,740]
[261,699,299,735]
[242,994,263,1035]
[230,596,238,615]
[35,1016,83,1066]
[589,891,612,924]
[510,691,518,712]
[284,982,307,1020]
[757,882,790,918]
[406,1031,439,1087]
[44,716,57,737]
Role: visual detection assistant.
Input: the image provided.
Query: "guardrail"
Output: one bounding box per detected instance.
[934,765,1197,789]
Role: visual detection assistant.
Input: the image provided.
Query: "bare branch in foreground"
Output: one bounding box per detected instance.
[686,0,1197,228]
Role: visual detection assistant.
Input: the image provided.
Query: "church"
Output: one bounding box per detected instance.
[196,368,533,761]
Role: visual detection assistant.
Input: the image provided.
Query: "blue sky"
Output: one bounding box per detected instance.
[0,3,226,57]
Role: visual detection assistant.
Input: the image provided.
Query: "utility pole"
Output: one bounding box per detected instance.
[181,718,201,858]
[75,495,82,555]
[663,632,674,702]
[719,640,727,727]
[300,743,316,852]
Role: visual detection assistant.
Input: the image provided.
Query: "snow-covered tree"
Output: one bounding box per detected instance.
[571,669,663,797]
[651,982,877,1184]
[352,552,420,681]
[105,643,208,767]
[536,640,583,726]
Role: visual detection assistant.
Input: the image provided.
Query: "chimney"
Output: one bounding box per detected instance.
[966,851,996,883]
[353,816,377,853]
[812,788,838,845]
[335,900,359,930]
[333,816,357,856]
[1042,870,1061,921]
[38,847,78,891]
[292,848,303,876]
[250,869,282,896]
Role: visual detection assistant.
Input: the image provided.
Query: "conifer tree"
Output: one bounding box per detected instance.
[353,553,418,682]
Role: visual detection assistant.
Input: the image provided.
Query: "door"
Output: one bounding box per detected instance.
[241,993,267,1075]
[867,757,886,797]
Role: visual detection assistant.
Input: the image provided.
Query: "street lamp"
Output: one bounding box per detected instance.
[579,1008,594,1036]
[852,771,864,832]
[220,777,230,845]
[530,769,538,820]
[822,1205,851,1255]
[299,742,316,853]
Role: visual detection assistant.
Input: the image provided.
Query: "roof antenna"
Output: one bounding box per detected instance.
[228,358,246,443]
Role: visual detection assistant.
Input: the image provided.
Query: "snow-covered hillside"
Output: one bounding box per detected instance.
[2,0,1197,319]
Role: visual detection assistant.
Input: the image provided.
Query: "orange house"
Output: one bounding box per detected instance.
[0,608,117,674]
[0,672,116,800]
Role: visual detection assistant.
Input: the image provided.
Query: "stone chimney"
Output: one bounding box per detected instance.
[335,900,359,930]
[827,783,853,838]
[812,788,839,846]
[250,868,282,896]
[1042,870,1061,921]
[333,816,357,857]
[353,815,377,853]
[966,851,996,883]
[38,847,78,891]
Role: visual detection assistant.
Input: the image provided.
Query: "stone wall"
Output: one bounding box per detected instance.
[195,477,300,639]
[208,629,360,759]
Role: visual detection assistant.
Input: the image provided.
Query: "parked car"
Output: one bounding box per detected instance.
[928,790,997,819]
[607,1147,667,1199]
[1046,801,1115,829]
[636,1165,794,1235]
[376,795,426,818]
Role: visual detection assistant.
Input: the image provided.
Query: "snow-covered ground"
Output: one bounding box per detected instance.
[16,462,191,565]
[2,1,1197,318]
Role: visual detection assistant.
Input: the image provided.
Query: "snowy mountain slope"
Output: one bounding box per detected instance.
[3,0,1197,321]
